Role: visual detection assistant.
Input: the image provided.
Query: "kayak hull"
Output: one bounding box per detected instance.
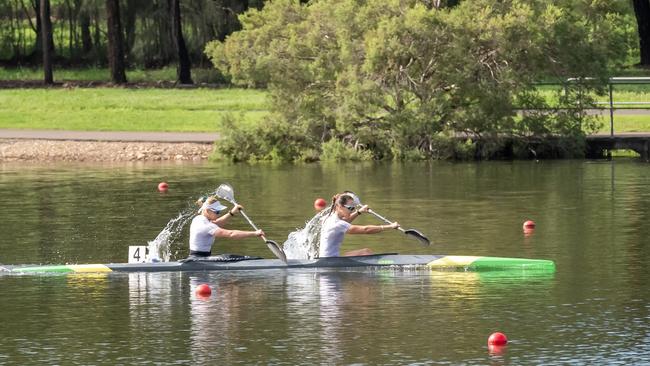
[2,254,556,274]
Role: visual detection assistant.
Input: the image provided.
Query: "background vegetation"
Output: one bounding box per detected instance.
[0,0,262,69]
[207,0,642,161]
[2,0,650,161]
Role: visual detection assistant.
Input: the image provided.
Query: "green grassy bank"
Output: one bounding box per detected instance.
[1,87,649,133]
[0,88,268,132]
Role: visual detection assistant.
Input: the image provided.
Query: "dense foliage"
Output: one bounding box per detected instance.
[0,0,262,68]
[207,0,636,161]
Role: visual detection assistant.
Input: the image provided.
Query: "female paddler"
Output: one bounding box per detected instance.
[189,196,264,257]
[319,192,400,257]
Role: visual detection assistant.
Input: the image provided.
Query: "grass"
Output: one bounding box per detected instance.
[1,66,649,133]
[0,88,269,132]
[609,150,640,157]
[0,66,227,84]
[594,115,650,134]
[1,87,649,133]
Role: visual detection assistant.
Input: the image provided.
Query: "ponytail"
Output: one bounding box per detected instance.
[326,194,339,217]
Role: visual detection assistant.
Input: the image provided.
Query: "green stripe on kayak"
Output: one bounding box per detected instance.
[12,265,75,273]
[427,256,555,272]
[467,257,555,271]
[10,264,113,273]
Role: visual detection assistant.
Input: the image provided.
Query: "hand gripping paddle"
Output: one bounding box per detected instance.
[215,184,288,263]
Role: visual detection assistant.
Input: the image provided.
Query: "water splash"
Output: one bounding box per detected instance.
[283,208,332,259]
[147,207,196,262]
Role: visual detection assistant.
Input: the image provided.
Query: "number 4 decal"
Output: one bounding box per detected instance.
[128,246,148,263]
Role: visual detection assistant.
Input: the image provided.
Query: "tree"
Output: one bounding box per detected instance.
[170,0,193,84]
[206,0,628,162]
[106,0,127,83]
[633,0,650,65]
[40,0,53,84]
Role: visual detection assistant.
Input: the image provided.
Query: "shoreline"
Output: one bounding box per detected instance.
[0,139,214,162]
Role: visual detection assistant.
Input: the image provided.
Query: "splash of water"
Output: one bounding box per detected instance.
[147,207,196,262]
[283,208,332,259]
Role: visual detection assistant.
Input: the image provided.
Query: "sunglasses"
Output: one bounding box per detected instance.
[342,204,356,212]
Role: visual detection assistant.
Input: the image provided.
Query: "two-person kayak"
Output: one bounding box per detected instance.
[1,253,555,274]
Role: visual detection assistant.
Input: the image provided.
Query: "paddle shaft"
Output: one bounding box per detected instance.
[367,209,406,233]
[366,207,430,245]
[222,197,264,239]
[237,209,271,242]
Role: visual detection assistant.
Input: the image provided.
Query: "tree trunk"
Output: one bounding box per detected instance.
[80,10,92,54]
[170,0,193,84]
[106,0,127,83]
[93,7,101,54]
[32,0,43,61]
[40,0,53,84]
[633,0,650,66]
[123,0,138,62]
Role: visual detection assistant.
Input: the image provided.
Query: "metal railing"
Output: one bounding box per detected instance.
[567,77,650,136]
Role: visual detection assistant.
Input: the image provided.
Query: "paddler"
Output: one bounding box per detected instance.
[189,196,264,257]
[319,192,399,257]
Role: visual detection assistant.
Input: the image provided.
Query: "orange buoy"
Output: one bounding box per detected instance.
[488,332,508,346]
[158,182,169,192]
[523,220,536,229]
[314,198,327,211]
[195,284,212,297]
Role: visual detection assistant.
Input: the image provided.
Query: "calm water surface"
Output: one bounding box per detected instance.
[0,160,649,365]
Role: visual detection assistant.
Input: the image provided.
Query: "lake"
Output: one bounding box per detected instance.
[1,160,649,365]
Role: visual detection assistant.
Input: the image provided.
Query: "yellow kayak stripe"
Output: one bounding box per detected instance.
[427,256,481,268]
[67,264,113,273]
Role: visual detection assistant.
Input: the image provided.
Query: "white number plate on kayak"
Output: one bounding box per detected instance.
[128,246,149,263]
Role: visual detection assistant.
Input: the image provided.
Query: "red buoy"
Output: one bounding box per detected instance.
[523,220,536,229]
[195,284,212,297]
[314,198,327,211]
[488,332,508,346]
[158,182,169,192]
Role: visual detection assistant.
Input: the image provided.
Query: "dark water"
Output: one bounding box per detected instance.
[1,160,649,365]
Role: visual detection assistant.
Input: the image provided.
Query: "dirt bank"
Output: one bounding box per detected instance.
[0,139,214,162]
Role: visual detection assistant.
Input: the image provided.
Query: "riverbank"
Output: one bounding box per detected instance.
[0,139,213,162]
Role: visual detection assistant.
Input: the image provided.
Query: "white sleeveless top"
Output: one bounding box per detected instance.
[319,214,351,257]
[189,215,220,252]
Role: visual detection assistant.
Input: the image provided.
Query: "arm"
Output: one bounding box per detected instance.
[212,204,243,226]
[347,204,368,223]
[347,222,399,234]
[214,228,264,239]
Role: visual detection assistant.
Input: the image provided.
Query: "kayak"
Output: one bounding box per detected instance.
[1,253,555,274]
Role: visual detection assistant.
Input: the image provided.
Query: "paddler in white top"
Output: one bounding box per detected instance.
[319,192,400,258]
[189,196,264,257]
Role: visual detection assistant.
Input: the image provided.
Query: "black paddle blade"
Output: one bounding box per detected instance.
[266,240,288,263]
[404,229,430,246]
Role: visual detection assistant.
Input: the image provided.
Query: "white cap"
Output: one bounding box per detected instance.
[343,191,361,206]
[198,200,227,214]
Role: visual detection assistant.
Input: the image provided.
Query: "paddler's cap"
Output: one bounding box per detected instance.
[343,191,361,206]
[199,200,227,214]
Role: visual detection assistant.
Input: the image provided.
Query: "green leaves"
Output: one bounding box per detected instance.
[206,0,630,161]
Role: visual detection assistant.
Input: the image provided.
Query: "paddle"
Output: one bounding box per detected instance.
[350,193,430,246]
[215,184,288,263]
